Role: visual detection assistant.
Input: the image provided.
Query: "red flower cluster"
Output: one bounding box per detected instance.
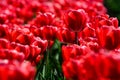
[62,49,120,80]
[0,0,120,80]
[59,0,120,80]
[0,59,36,80]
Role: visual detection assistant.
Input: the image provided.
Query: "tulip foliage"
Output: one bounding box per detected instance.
[0,0,120,80]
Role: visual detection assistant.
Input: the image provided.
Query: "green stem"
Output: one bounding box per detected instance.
[75,32,78,44]
[45,40,51,78]
[35,40,65,80]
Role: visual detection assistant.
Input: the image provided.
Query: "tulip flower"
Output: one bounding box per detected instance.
[96,25,120,50]
[30,12,55,27]
[0,59,36,80]
[32,37,48,53]
[63,9,88,32]
[62,44,91,61]
[56,28,75,43]
[39,26,58,41]
[0,49,25,61]
[62,49,120,80]
[0,0,119,80]
[63,9,88,44]
[0,38,10,49]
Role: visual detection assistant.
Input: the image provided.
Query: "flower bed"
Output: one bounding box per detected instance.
[0,0,120,80]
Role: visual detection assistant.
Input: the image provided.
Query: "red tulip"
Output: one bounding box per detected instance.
[78,24,95,39]
[0,13,7,24]
[0,24,10,39]
[32,37,48,53]
[56,28,75,43]
[92,15,118,28]
[15,34,34,45]
[35,55,43,64]
[0,49,25,61]
[63,9,88,32]
[11,29,22,42]
[0,38,10,49]
[11,42,30,59]
[62,44,91,61]
[0,59,36,80]
[62,59,79,79]
[30,12,55,27]
[62,50,120,80]
[39,26,58,40]
[96,26,120,49]
[109,17,119,28]
[16,7,33,22]
[29,45,41,59]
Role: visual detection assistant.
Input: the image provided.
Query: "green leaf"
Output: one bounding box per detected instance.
[104,0,120,23]
[35,39,65,80]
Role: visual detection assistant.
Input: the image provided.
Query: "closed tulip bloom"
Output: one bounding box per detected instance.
[63,9,88,32]
[39,26,58,40]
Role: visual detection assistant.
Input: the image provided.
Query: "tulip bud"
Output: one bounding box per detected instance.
[63,9,88,32]
[39,26,58,40]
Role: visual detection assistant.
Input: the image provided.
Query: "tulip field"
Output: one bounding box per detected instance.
[0,0,120,80]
